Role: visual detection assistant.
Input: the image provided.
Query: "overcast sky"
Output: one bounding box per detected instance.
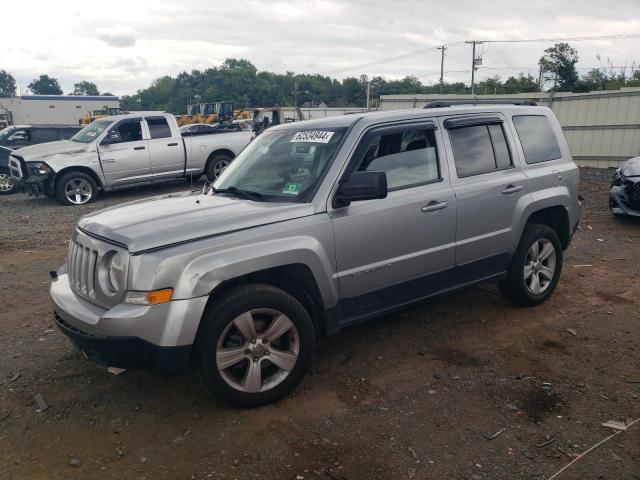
[2,0,639,96]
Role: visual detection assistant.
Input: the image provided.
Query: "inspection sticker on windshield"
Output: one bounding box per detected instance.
[290,131,334,143]
[282,182,302,195]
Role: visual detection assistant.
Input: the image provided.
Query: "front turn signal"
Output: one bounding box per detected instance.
[124,288,173,305]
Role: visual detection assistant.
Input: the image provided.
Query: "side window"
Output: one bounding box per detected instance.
[9,129,31,142]
[355,128,440,190]
[112,120,143,143]
[512,115,562,164]
[449,123,513,177]
[31,128,60,143]
[146,117,172,139]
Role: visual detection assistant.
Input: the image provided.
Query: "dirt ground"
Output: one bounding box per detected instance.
[1,174,638,480]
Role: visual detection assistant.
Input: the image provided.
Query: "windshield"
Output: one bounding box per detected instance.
[213,127,347,202]
[0,127,16,143]
[70,119,112,143]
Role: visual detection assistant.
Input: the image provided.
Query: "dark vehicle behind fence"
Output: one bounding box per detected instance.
[0,125,82,195]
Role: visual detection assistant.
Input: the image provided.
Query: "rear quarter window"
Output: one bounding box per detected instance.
[512,115,562,164]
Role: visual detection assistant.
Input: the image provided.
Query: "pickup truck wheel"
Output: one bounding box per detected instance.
[205,154,232,182]
[195,284,314,407]
[0,169,15,195]
[499,224,563,307]
[55,172,98,206]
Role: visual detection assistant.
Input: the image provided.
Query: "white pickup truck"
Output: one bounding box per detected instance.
[8,112,252,205]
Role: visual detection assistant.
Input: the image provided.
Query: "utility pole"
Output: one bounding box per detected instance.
[294,80,298,107]
[465,40,483,95]
[437,46,447,94]
[365,81,371,111]
[538,64,544,92]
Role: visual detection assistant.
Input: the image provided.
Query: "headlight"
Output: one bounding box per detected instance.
[124,288,173,305]
[30,162,52,175]
[99,251,126,294]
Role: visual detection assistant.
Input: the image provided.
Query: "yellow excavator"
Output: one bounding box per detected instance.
[80,107,125,125]
[176,102,251,126]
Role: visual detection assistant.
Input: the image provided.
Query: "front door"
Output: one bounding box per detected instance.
[442,115,529,280]
[330,122,457,323]
[98,118,151,186]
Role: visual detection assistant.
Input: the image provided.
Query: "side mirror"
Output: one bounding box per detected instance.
[333,170,387,208]
[102,130,121,144]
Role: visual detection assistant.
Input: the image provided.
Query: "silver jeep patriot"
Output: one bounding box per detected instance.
[51,101,581,407]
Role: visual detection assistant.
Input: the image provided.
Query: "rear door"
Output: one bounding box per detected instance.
[441,114,529,281]
[97,118,152,185]
[145,116,184,179]
[330,121,457,321]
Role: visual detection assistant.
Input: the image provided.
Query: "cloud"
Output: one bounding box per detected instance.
[97,24,136,48]
[1,0,638,95]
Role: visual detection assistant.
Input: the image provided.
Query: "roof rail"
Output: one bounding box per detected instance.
[423,99,537,109]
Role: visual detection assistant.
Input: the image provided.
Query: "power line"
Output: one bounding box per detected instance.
[477,33,640,43]
[317,33,640,76]
[320,41,465,75]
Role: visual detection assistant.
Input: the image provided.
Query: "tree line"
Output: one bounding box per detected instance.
[1,43,638,111]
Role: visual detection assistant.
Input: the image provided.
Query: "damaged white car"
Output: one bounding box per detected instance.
[610,156,640,217]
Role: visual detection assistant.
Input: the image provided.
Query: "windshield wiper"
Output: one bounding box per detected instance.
[212,186,263,201]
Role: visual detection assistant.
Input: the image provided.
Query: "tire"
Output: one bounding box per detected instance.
[195,284,315,407]
[499,224,563,307]
[55,171,98,206]
[0,168,16,195]
[205,154,232,182]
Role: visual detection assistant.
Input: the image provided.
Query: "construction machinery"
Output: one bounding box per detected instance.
[176,102,252,127]
[80,107,124,125]
[0,110,13,130]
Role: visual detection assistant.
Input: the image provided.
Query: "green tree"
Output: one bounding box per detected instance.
[28,75,63,95]
[73,81,99,96]
[539,43,579,90]
[0,70,16,96]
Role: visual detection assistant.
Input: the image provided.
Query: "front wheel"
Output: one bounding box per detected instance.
[195,284,315,407]
[499,224,563,307]
[55,171,98,206]
[0,168,16,195]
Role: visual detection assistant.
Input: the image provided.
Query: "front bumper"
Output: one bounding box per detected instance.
[8,155,53,195]
[54,312,191,374]
[610,184,640,217]
[51,273,209,374]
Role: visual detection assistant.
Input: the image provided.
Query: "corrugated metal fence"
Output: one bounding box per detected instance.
[379,88,640,169]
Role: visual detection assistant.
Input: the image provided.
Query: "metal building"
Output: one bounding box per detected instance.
[379,88,640,168]
[0,95,120,126]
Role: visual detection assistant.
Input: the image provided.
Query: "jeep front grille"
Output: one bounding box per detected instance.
[68,238,98,299]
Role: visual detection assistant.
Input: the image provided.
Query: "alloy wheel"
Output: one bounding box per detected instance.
[213,159,230,179]
[216,308,299,393]
[0,173,14,193]
[64,178,93,205]
[524,238,556,294]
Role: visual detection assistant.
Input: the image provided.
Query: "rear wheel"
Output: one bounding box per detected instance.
[55,171,98,206]
[499,224,563,306]
[205,154,232,182]
[195,284,314,407]
[0,168,15,195]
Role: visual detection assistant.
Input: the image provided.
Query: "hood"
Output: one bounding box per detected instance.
[13,140,89,161]
[79,191,316,253]
[620,156,640,177]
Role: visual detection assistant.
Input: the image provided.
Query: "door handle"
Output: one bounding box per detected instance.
[501,184,523,194]
[134,146,146,150]
[167,142,178,146]
[421,201,449,213]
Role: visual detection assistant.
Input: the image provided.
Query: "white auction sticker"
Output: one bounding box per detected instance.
[290,131,334,143]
